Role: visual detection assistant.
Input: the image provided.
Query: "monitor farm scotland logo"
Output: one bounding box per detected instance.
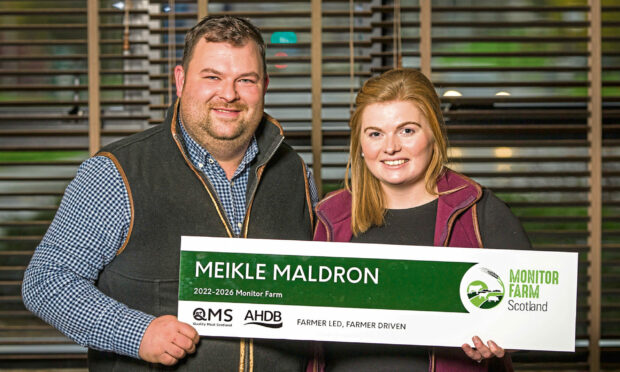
[464,267,505,309]
[460,263,561,313]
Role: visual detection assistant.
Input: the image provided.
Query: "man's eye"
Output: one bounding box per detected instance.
[239,79,257,84]
[204,76,219,80]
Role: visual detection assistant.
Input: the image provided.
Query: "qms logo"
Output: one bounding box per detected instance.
[193,307,233,322]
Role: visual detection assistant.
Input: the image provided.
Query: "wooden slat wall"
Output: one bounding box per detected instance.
[0,0,617,370]
[0,0,152,366]
[423,3,593,370]
[0,0,90,364]
[601,1,620,370]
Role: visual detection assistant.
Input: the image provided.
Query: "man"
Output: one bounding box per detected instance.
[22,16,317,371]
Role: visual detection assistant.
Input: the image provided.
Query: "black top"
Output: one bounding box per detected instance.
[325,189,531,372]
[352,189,530,250]
[351,198,437,246]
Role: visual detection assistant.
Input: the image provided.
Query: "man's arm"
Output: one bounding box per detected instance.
[22,157,199,364]
[305,164,319,207]
[22,156,154,357]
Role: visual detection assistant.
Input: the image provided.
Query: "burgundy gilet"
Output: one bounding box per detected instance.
[312,169,513,372]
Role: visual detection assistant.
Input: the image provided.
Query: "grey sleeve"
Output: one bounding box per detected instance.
[305,163,319,207]
[477,189,533,250]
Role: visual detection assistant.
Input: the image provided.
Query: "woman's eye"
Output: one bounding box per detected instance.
[401,127,415,135]
[368,131,381,137]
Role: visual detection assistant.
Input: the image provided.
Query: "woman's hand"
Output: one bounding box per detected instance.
[461,336,504,363]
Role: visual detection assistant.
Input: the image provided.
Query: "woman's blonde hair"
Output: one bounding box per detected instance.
[345,68,448,235]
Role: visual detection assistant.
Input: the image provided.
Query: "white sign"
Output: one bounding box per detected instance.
[178,236,578,352]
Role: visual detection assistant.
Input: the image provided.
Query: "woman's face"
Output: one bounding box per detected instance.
[359,100,434,196]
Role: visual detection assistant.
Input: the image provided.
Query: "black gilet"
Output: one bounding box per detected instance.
[88,102,314,371]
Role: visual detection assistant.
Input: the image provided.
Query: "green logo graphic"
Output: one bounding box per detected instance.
[465,268,505,309]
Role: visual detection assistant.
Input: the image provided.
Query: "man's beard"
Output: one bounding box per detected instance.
[201,102,247,140]
[180,100,262,155]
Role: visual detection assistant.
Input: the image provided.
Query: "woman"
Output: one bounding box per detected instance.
[313,68,531,371]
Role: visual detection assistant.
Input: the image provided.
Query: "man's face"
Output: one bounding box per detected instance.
[174,39,267,154]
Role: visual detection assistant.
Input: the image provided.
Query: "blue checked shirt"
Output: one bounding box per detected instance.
[179,120,258,236]
[22,119,318,358]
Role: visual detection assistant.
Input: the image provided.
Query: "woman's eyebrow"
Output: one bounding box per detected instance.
[363,126,382,131]
[396,121,422,128]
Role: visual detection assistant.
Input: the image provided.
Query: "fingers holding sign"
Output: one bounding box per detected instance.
[138,315,200,366]
[461,336,505,364]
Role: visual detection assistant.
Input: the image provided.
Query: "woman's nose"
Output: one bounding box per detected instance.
[384,134,401,154]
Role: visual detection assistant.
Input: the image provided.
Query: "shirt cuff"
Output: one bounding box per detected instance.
[112,308,156,358]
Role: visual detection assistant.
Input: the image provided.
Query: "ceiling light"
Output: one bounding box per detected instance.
[442,90,462,97]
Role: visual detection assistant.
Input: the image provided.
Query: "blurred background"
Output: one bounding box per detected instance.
[0,0,618,370]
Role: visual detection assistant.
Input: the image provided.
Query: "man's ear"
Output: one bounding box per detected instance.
[174,65,185,97]
[263,75,269,95]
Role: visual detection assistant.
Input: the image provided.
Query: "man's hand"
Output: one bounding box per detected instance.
[138,315,200,366]
[461,336,505,364]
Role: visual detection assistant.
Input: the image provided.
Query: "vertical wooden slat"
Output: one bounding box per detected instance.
[168,0,176,104]
[88,0,101,156]
[311,0,323,196]
[587,0,602,371]
[393,0,400,68]
[197,0,208,20]
[122,0,131,54]
[348,0,355,114]
[419,0,431,78]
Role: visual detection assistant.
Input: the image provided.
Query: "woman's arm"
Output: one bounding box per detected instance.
[478,189,532,250]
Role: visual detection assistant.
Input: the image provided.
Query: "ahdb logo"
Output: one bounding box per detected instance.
[244,309,283,328]
[460,265,505,311]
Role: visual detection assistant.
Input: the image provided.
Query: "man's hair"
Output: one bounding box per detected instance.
[181,15,267,76]
[345,68,448,235]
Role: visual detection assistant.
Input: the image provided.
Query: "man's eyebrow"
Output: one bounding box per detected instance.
[237,72,260,79]
[199,68,223,75]
[198,69,260,80]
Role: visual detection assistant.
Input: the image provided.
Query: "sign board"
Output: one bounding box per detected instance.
[178,236,578,352]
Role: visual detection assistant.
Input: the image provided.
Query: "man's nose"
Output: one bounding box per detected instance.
[218,80,239,102]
